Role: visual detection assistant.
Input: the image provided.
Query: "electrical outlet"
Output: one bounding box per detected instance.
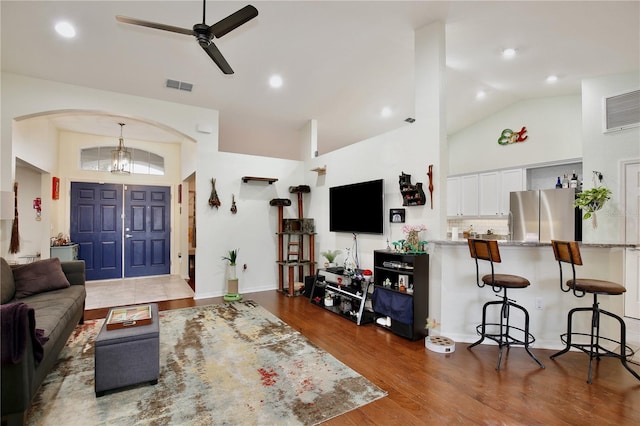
[535,297,544,310]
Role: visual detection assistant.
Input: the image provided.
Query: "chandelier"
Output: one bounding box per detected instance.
[111,122,131,174]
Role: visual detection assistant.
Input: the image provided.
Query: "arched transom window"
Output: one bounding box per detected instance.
[80,147,165,175]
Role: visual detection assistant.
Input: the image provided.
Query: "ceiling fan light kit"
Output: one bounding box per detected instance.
[116,1,258,75]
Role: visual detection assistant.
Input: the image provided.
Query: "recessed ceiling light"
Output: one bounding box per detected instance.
[476,90,486,100]
[546,75,558,83]
[55,21,76,38]
[381,107,392,118]
[269,75,283,89]
[502,48,516,58]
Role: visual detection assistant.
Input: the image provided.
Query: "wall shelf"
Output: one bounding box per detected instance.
[399,172,426,206]
[242,176,278,184]
[311,166,327,175]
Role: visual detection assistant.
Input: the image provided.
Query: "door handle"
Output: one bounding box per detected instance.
[125,234,133,238]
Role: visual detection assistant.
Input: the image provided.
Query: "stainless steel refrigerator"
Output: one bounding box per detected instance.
[510,189,581,242]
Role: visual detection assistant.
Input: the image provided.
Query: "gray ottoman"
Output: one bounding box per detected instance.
[95,303,159,397]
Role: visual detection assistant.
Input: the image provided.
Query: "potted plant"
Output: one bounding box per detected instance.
[221,248,239,268]
[221,249,242,301]
[321,249,341,267]
[574,186,612,228]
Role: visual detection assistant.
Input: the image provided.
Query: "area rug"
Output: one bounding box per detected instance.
[26,300,386,425]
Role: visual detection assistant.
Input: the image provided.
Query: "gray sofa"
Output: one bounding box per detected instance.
[1,257,86,425]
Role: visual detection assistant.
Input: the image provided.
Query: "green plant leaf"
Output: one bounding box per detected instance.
[320,249,341,263]
[221,248,239,265]
[574,186,612,220]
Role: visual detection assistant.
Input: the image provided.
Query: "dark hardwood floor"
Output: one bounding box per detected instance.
[85,291,640,425]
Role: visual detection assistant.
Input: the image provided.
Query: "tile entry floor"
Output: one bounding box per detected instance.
[85,275,195,310]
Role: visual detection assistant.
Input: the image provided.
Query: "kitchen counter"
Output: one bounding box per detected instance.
[431,239,635,248]
[426,241,634,349]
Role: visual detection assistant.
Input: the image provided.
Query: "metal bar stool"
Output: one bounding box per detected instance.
[467,239,545,370]
[549,240,640,384]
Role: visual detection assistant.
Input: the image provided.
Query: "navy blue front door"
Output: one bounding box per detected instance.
[124,185,171,277]
[70,183,171,280]
[70,182,123,281]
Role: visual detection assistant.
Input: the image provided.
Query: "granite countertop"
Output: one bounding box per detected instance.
[431,240,636,248]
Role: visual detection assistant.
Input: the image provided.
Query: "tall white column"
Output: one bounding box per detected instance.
[413,21,447,237]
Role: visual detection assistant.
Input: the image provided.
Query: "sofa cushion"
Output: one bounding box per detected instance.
[1,258,16,304]
[13,258,70,299]
[24,286,86,347]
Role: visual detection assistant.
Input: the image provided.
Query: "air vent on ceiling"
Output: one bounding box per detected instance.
[166,79,193,92]
[603,89,640,133]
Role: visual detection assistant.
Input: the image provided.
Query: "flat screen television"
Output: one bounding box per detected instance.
[329,179,384,234]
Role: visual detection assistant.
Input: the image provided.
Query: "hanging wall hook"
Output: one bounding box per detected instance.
[592,171,603,184]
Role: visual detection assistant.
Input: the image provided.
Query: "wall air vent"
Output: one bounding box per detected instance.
[603,89,640,133]
[165,79,193,92]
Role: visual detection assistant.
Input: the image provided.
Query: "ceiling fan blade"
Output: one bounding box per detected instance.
[116,15,195,36]
[202,43,234,74]
[208,5,258,38]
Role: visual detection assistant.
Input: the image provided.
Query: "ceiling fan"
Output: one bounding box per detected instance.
[116,1,258,75]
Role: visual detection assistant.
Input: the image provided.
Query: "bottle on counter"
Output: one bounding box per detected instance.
[555,177,562,188]
[562,174,569,189]
[463,225,471,239]
[570,170,578,189]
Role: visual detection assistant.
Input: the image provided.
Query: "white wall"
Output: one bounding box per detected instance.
[9,164,45,263]
[307,125,429,271]
[12,114,59,175]
[448,95,582,175]
[0,22,448,298]
[0,73,215,274]
[0,73,307,298]
[305,22,447,271]
[195,152,304,298]
[1,114,58,257]
[5,54,634,309]
[581,72,640,243]
[448,73,640,244]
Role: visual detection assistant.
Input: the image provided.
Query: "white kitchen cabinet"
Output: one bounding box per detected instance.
[449,169,522,218]
[478,169,523,216]
[479,172,500,216]
[447,175,478,217]
[461,174,479,216]
[446,177,461,216]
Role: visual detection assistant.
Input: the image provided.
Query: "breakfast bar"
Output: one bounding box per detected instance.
[428,240,633,349]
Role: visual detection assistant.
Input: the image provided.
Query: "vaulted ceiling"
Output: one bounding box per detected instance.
[2,1,638,160]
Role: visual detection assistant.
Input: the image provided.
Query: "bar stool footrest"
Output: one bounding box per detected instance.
[476,323,536,348]
[559,332,636,359]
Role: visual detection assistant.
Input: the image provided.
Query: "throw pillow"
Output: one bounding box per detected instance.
[13,258,70,299]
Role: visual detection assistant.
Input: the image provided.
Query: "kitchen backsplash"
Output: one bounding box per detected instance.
[447,218,510,238]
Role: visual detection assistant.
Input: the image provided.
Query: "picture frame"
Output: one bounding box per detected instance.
[398,274,409,290]
[52,177,60,200]
[389,208,405,223]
